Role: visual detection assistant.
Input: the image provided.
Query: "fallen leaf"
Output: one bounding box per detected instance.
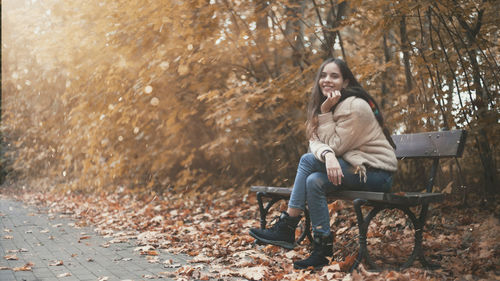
[322,262,341,273]
[163,259,182,268]
[4,254,18,260]
[134,245,154,252]
[285,250,300,259]
[237,266,268,280]
[6,248,27,253]
[13,262,34,271]
[442,181,453,194]
[146,256,159,263]
[158,271,176,278]
[49,260,64,266]
[57,272,71,277]
[336,226,349,235]
[340,255,357,271]
[189,254,212,263]
[141,250,158,256]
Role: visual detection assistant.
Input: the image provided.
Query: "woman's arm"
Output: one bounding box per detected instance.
[309,97,378,161]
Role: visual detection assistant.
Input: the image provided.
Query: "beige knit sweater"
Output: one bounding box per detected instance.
[309,96,397,180]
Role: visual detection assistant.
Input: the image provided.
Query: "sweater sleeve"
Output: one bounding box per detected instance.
[309,114,335,162]
[309,98,377,161]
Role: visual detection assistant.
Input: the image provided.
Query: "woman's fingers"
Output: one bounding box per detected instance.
[328,170,336,185]
[337,169,343,185]
[328,168,343,185]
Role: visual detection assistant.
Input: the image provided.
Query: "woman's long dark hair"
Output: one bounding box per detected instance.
[306,58,396,149]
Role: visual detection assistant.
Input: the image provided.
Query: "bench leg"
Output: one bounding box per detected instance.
[400,204,440,270]
[297,208,313,244]
[351,199,383,271]
[256,192,312,245]
[351,201,440,271]
[256,192,281,229]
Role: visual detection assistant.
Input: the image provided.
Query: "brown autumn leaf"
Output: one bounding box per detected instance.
[6,248,27,253]
[13,262,34,271]
[442,181,453,194]
[49,260,64,266]
[141,250,158,256]
[187,250,199,256]
[321,262,341,273]
[189,254,212,263]
[339,254,357,272]
[4,254,18,260]
[237,266,268,281]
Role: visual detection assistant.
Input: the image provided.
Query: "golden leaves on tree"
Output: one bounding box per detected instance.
[1,0,498,194]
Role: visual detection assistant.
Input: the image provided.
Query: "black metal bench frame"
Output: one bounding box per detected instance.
[250,130,467,271]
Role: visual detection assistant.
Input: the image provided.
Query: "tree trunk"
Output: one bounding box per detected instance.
[285,0,306,68]
[255,0,271,80]
[399,14,419,132]
[455,7,499,197]
[380,33,391,110]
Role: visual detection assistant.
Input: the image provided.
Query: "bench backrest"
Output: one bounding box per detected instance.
[392,130,467,159]
[392,129,467,192]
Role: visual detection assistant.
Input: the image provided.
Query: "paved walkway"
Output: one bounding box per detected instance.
[0,196,191,281]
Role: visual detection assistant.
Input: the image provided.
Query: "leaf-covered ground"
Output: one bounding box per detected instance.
[4,189,499,280]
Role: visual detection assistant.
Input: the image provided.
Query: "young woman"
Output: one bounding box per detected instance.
[249,58,398,269]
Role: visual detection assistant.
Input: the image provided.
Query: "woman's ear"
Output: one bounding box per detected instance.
[342,79,349,89]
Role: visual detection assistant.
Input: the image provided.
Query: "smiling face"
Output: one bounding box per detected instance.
[318,62,349,97]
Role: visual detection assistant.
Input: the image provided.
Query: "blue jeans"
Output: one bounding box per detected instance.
[288,153,393,236]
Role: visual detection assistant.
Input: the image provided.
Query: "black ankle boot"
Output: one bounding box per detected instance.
[249,212,302,250]
[293,233,333,269]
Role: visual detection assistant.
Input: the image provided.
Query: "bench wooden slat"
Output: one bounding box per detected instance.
[392,130,466,159]
[250,186,444,206]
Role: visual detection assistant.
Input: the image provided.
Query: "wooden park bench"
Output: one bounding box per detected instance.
[250,130,467,271]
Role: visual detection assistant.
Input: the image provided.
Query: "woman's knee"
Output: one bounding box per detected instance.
[306,172,328,194]
[299,153,316,165]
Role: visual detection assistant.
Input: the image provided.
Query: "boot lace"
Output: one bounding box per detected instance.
[268,215,286,231]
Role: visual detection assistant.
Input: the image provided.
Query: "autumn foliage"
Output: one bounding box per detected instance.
[1,0,499,201]
[6,189,499,280]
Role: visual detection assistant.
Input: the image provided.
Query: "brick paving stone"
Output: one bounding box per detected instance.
[0,196,200,281]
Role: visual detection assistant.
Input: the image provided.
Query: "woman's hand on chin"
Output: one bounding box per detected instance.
[320,90,341,113]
